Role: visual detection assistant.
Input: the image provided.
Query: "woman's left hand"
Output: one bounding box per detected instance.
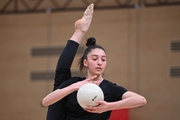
[84,101,109,113]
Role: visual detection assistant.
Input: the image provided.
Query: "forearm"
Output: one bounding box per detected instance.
[108,92,147,110]
[42,85,76,107]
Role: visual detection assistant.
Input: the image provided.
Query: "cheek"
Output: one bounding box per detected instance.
[86,60,96,68]
[103,62,107,68]
[88,61,96,67]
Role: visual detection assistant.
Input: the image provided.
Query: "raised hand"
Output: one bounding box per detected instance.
[75,3,94,33]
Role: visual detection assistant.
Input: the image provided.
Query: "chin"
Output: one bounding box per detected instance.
[93,72,102,76]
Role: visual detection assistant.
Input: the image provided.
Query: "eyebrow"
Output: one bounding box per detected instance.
[91,54,106,57]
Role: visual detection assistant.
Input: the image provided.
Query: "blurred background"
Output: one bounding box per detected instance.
[0,0,180,120]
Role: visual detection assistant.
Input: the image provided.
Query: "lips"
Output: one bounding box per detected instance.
[95,67,102,70]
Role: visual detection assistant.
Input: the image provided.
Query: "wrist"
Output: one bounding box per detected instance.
[107,102,116,110]
[70,83,79,91]
[107,101,123,111]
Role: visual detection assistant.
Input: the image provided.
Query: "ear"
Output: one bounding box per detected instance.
[83,59,88,67]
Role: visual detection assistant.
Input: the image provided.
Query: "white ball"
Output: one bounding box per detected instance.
[77,83,104,108]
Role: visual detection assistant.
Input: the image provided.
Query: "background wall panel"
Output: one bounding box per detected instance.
[0,4,180,120]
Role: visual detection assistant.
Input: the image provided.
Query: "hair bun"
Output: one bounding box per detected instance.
[86,37,96,47]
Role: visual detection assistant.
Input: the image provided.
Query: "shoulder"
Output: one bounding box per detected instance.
[101,79,127,92]
[102,79,128,100]
[101,79,119,87]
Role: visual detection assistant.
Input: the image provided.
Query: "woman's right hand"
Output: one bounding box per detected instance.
[71,75,99,90]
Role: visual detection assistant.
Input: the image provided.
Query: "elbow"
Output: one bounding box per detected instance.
[42,98,49,107]
[139,96,147,106]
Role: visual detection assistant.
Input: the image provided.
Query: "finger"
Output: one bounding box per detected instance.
[86,75,97,82]
[84,107,94,111]
[86,105,93,109]
[95,100,103,105]
[84,108,93,113]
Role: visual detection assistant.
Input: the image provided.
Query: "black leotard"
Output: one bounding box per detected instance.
[46,40,79,120]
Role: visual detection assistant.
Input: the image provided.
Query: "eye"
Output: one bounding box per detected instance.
[101,57,106,61]
[102,59,106,61]
[92,57,97,61]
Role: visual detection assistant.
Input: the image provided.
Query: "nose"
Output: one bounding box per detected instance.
[97,59,102,66]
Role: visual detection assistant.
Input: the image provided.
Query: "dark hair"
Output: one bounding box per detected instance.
[78,37,106,72]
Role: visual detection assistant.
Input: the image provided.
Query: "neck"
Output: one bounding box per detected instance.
[86,74,103,81]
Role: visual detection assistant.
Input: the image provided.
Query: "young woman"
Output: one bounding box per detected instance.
[42,37,146,120]
[43,39,147,119]
[46,4,94,120]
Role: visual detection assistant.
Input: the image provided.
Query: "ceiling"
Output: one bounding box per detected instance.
[0,0,180,14]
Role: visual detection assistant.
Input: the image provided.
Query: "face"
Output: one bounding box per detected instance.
[83,48,107,76]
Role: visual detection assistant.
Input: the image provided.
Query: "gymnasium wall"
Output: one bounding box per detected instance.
[0,5,180,120]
